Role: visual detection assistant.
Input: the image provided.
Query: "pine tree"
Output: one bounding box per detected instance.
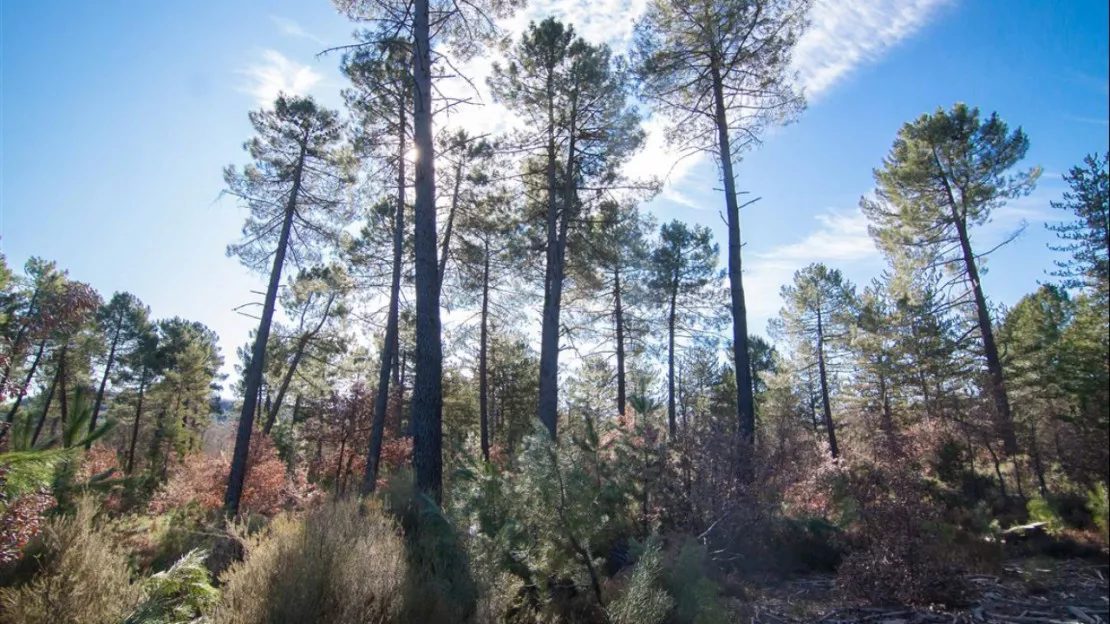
[1049,152,1109,303]
[647,220,719,441]
[335,0,519,504]
[634,0,809,447]
[87,292,149,447]
[862,103,1040,456]
[223,95,352,515]
[772,263,856,458]
[490,17,643,438]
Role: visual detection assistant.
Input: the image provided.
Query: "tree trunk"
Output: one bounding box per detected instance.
[31,355,61,447]
[438,157,465,292]
[479,238,492,462]
[2,339,47,439]
[410,0,444,504]
[126,369,148,474]
[879,369,894,435]
[57,346,69,445]
[613,264,627,417]
[536,76,564,440]
[0,287,41,391]
[710,60,755,447]
[667,271,679,441]
[88,321,122,448]
[264,294,336,435]
[362,105,406,495]
[1030,423,1048,497]
[934,150,1016,456]
[816,308,839,459]
[224,138,307,516]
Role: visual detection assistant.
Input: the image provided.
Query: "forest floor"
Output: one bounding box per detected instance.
[736,558,1109,624]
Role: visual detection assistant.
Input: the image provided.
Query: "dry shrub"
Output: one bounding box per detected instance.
[0,497,142,624]
[76,446,121,481]
[215,498,406,624]
[834,460,969,606]
[151,435,318,517]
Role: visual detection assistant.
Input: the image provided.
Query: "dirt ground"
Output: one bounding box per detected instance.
[735,559,1109,623]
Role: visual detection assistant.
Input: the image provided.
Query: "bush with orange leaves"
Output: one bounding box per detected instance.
[151,434,319,517]
[0,486,55,565]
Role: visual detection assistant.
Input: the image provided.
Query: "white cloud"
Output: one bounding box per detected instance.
[270,15,327,45]
[744,208,880,329]
[1065,115,1110,127]
[238,50,324,107]
[791,0,952,100]
[505,0,648,49]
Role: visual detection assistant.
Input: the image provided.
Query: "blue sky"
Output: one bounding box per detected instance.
[2,0,1107,382]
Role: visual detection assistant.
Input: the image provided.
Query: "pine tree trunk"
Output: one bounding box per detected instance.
[362,108,406,494]
[934,150,1016,455]
[710,60,755,447]
[0,288,41,391]
[667,272,679,441]
[816,308,839,459]
[224,138,307,516]
[88,321,122,448]
[479,238,491,463]
[410,0,444,503]
[438,157,465,291]
[265,294,335,435]
[879,370,894,435]
[536,81,563,440]
[613,264,627,417]
[57,346,69,445]
[31,353,61,447]
[2,338,47,438]
[126,369,147,474]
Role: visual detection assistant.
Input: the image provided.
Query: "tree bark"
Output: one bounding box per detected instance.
[410,0,444,503]
[816,308,839,458]
[479,238,491,463]
[88,319,122,448]
[126,369,147,474]
[613,264,627,417]
[362,102,406,495]
[224,137,307,516]
[667,269,679,441]
[710,60,755,447]
[2,339,46,439]
[536,69,563,440]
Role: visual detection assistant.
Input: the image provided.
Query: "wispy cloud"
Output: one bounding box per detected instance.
[270,15,327,45]
[1065,115,1109,127]
[745,208,880,330]
[791,0,953,100]
[238,50,324,107]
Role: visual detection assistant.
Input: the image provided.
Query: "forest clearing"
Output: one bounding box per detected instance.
[1,0,1107,622]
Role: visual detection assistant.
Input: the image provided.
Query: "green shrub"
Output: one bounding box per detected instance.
[395,492,479,623]
[606,541,673,624]
[1026,497,1065,534]
[1087,483,1109,543]
[123,549,220,624]
[663,535,728,624]
[0,497,142,624]
[215,498,406,624]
